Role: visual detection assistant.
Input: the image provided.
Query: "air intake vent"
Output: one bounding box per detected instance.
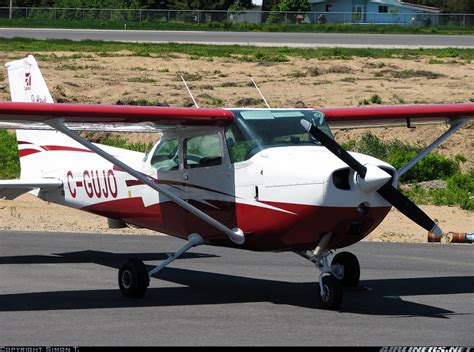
[332,168,351,190]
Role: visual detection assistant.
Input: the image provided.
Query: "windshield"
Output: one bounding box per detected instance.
[225,109,333,163]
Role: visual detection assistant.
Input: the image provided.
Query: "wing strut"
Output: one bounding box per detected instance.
[397,118,468,177]
[45,118,245,245]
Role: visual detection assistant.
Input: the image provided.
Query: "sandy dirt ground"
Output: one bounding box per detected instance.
[0,50,472,242]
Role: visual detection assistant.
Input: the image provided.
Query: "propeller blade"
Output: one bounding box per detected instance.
[301,119,367,178]
[300,119,443,238]
[377,183,442,236]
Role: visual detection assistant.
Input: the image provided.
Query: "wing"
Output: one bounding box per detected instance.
[0,179,62,200]
[0,102,234,132]
[320,104,474,128]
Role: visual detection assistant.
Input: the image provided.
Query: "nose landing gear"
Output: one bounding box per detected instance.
[297,233,361,310]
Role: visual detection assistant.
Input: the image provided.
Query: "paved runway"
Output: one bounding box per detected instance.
[1,231,473,346]
[1,28,473,48]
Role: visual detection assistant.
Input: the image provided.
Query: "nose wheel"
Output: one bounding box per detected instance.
[296,234,361,310]
[319,275,343,309]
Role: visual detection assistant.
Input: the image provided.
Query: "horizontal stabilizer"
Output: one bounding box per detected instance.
[0,178,62,200]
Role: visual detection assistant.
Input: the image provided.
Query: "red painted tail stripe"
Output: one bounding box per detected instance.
[18,149,41,158]
[18,144,93,158]
[41,145,92,153]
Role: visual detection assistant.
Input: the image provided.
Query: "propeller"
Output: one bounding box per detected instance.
[300,119,443,237]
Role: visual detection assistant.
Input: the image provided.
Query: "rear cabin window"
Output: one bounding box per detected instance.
[184,133,223,169]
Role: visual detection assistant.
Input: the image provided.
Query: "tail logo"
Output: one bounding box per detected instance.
[24,72,32,91]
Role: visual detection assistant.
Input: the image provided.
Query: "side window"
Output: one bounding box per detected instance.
[184,133,222,169]
[150,138,179,171]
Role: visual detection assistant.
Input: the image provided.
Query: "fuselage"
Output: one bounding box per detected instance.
[26,109,396,251]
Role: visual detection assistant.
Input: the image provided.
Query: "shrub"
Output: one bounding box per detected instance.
[0,130,20,179]
[347,132,461,183]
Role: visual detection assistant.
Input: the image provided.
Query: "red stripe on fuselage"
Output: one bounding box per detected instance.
[18,149,41,158]
[81,197,390,251]
[41,145,93,153]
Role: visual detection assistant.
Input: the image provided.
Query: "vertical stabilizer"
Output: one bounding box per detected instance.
[5,54,54,103]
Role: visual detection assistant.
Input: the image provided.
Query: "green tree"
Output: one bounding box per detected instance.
[169,0,227,10]
[278,0,310,12]
[403,0,474,13]
[262,0,279,11]
[228,0,253,11]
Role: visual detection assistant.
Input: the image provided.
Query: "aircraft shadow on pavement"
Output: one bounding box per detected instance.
[1,250,473,317]
[0,250,218,265]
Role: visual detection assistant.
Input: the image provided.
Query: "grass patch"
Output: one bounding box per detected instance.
[176,72,202,81]
[235,97,264,107]
[359,94,383,105]
[81,133,155,154]
[1,38,473,62]
[287,70,307,78]
[428,58,445,64]
[56,63,102,71]
[1,18,474,35]
[326,66,354,74]
[340,77,357,83]
[383,69,444,79]
[198,93,224,106]
[404,172,474,210]
[127,77,157,83]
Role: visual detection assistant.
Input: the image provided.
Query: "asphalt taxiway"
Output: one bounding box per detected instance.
[0,231,473,346]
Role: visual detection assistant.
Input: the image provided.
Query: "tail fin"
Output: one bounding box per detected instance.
[5,54,54,103]
[5,55,79,180]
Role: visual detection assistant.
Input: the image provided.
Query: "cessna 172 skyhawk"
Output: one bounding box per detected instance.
[0,55,473,310]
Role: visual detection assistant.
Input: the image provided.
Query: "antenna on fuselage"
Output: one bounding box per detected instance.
[180,75,199,108]
[250,77,271,109]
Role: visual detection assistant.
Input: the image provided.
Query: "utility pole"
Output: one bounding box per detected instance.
[9,0,13,19]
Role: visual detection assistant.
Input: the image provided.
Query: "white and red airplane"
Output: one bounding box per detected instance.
[0,55,473,309]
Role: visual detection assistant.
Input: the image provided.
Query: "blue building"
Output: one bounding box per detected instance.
[309,0,440,25]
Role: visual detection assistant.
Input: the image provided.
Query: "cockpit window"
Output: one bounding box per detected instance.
[225,109,333,163]
[150,138,179,171]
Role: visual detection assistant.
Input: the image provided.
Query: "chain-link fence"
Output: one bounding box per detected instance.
[0,7,473,28]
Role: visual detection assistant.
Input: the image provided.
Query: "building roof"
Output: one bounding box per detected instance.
[309,0,440,13]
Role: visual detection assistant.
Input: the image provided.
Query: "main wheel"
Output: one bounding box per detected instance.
[118,257,150,298]
[332,251,360,287]
[318,275,343,310]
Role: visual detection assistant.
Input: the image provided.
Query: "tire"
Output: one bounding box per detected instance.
[318,275,343,310]
[118,257,150,298]
[332,251,360,287]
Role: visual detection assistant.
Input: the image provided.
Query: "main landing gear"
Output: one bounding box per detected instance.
[297,233,360,310]
[118,234,205,298]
